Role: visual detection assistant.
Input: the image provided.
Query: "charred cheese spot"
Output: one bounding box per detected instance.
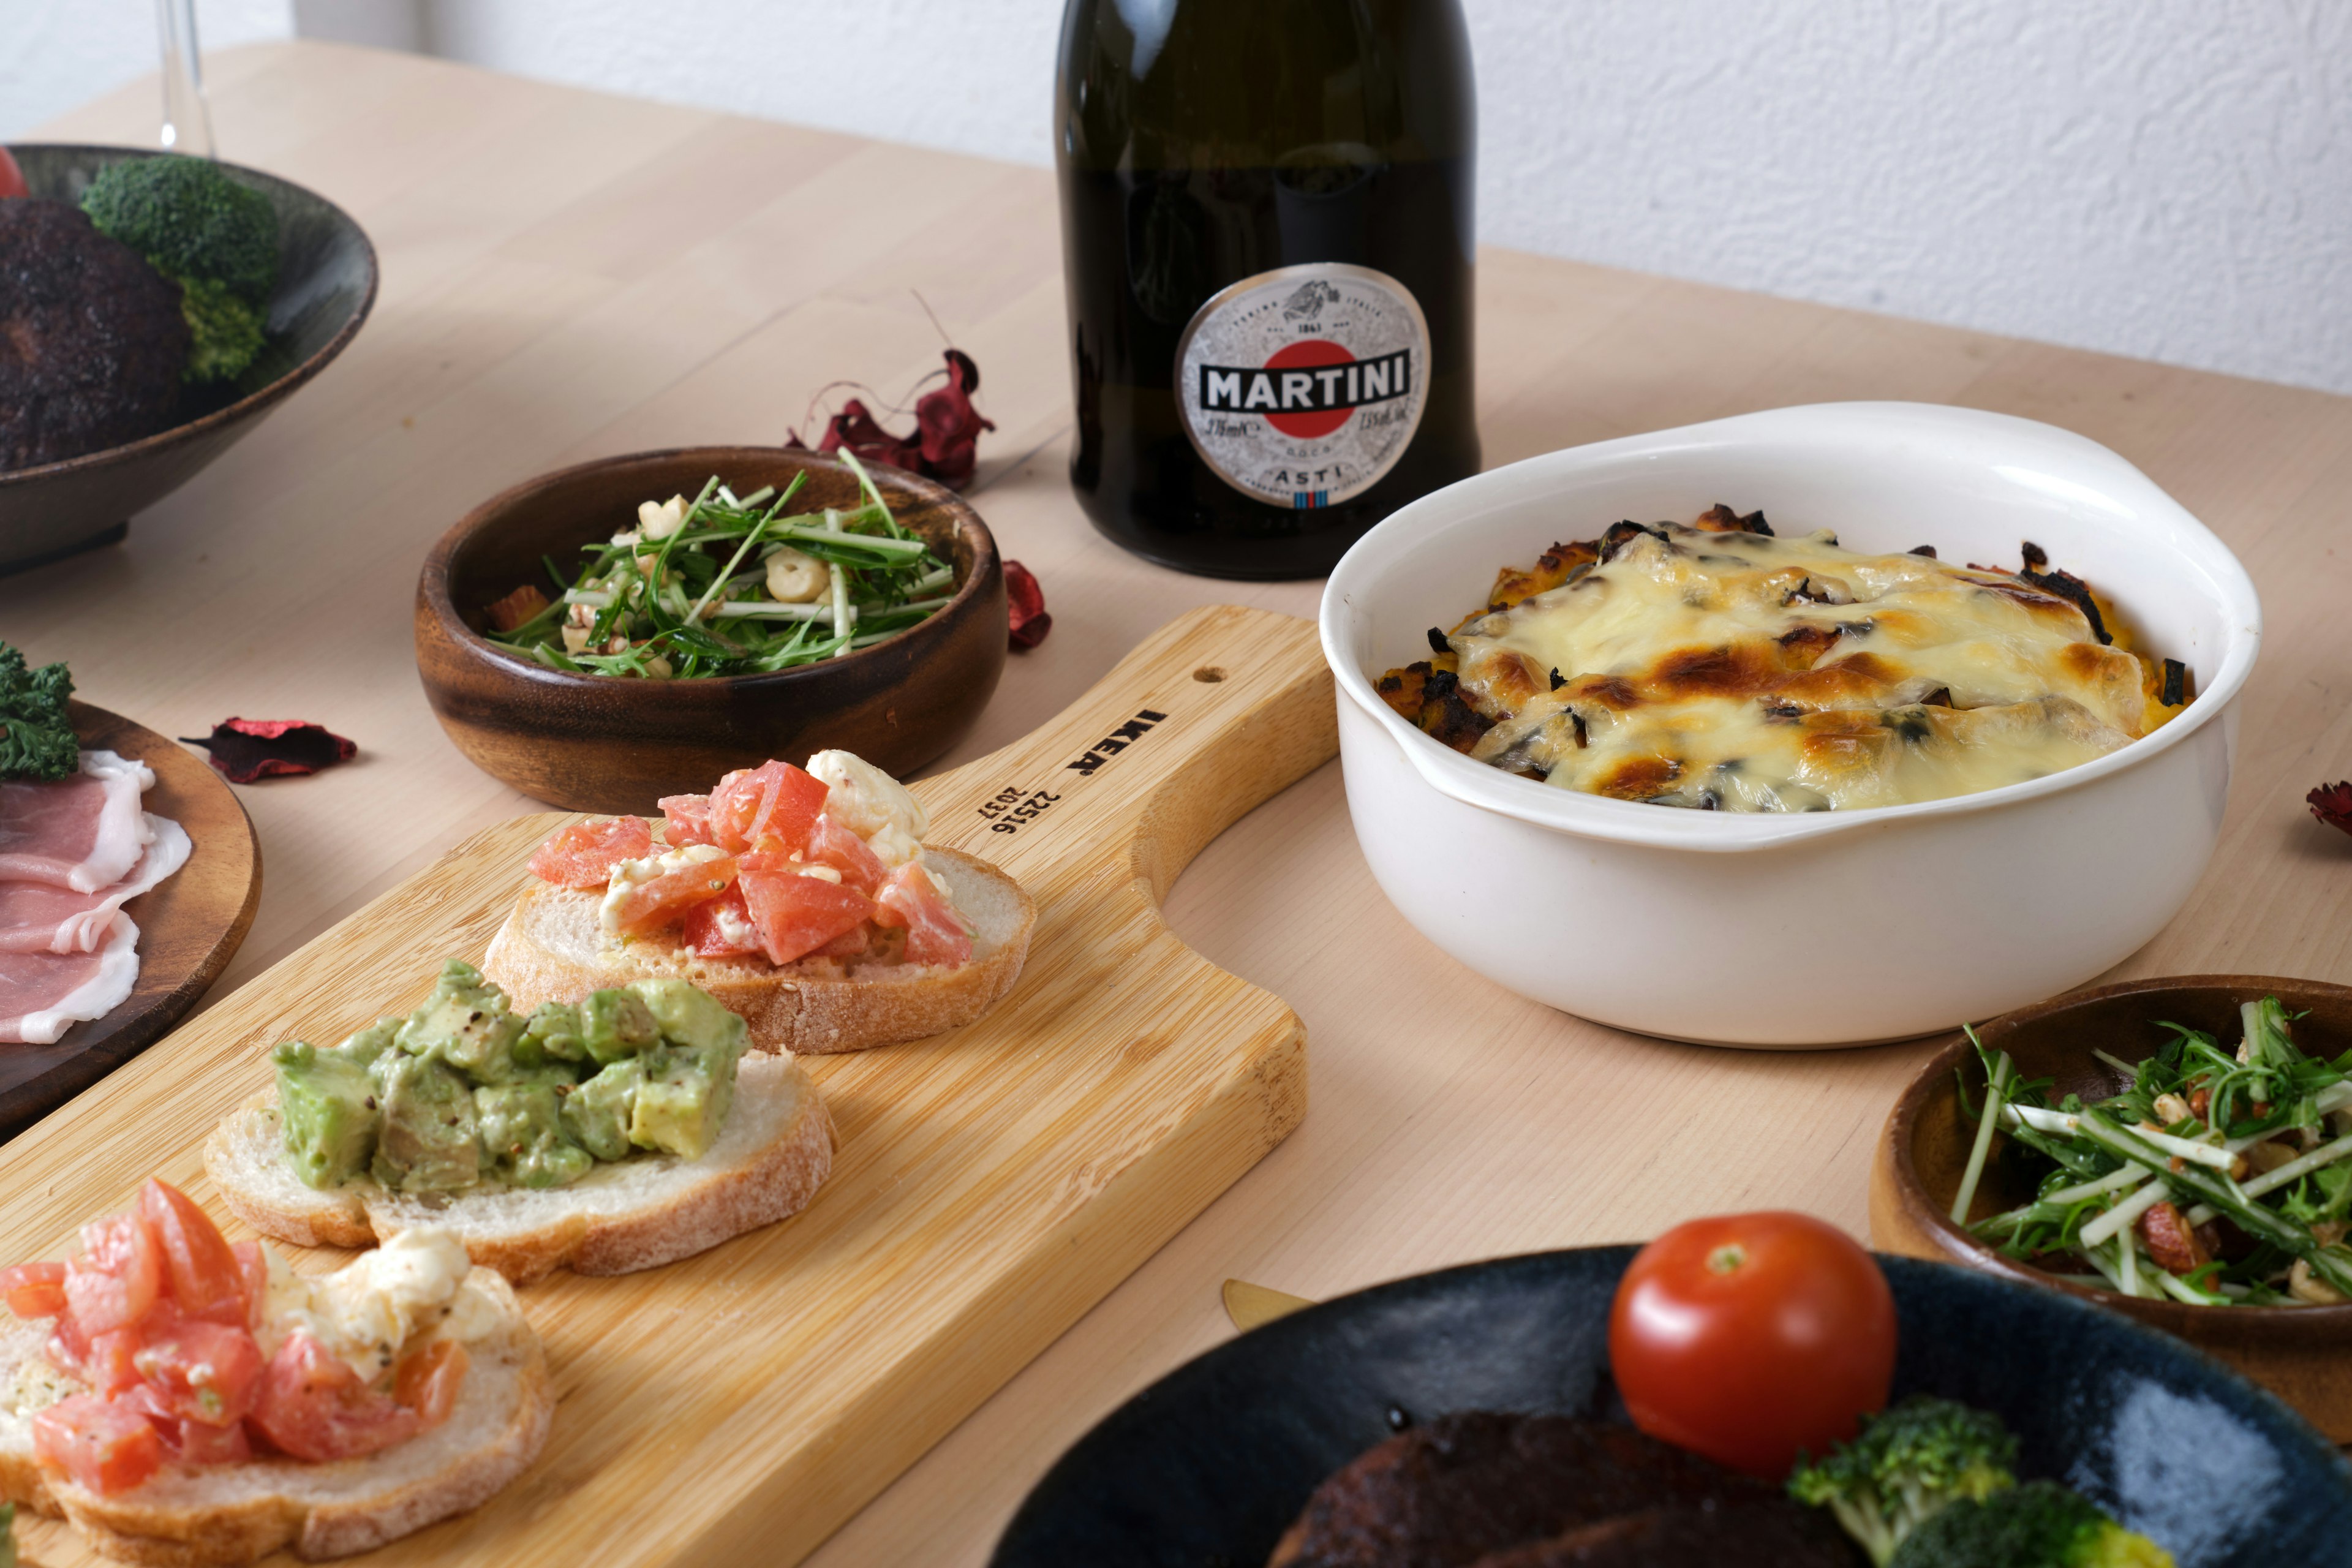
[1380,510,2191,813]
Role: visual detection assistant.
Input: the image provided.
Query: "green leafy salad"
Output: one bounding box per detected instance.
[484,451,956,679]
[0,641,77,782]
[1955,997,2352,1305]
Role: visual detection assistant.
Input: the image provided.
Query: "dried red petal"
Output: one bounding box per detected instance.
[1005,560,1050,652]
[179,719,358,783]
[2309,781,2352,835]
[793,351,995,489]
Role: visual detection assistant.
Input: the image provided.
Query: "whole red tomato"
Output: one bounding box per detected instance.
[0,146,26,200]
[1608,1210,1895,1479]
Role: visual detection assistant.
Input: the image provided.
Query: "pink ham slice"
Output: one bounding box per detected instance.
[0,816,190,954]
[0,913,140,1044]
[0,752,156,893]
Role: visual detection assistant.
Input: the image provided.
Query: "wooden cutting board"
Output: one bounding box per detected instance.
[2,604,1331,1568]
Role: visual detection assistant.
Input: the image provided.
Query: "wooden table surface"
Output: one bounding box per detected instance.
[16,40,2352,1565]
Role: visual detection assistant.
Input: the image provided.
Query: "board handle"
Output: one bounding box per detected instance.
[921,605,1338,903]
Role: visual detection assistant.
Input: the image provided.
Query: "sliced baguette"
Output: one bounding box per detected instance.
[0,1268,551,1566]
[480,845,1035,1055]
[205,1052,834,1286]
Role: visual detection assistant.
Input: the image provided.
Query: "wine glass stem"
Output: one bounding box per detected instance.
[157,0,216,157]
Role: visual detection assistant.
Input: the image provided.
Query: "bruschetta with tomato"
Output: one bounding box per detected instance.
[0,1180,550,1564]
[481,751,1034,1055]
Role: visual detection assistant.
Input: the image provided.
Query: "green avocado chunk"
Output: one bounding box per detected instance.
[629,1046,733,1160]
[272,1039,379,1189]
[369,1051,482,1193]
[517,1000,587,1068]
[396,958,528,1084]
[475,1082,593,1189]
[562,1056,645,1161]
[337,1017,402,1069]
[581,987,661,1065]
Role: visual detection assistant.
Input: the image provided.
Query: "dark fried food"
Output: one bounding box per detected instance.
[0,198,189,472]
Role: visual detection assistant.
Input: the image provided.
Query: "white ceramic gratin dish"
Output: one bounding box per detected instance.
[1319,402,2262,1048]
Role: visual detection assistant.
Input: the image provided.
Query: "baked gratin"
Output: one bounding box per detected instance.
[1377,506,2192,813]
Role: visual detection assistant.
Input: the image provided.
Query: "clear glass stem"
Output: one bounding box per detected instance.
[156,0,216,157]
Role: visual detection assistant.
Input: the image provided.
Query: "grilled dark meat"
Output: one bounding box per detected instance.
[1268,1412,1861,1568]
[0,198,188,471]
[1471,1503,1860,1566]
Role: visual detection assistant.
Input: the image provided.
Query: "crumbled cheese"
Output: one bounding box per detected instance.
[712,899,759,950]
[601,843,730,935]
[796,863,843,884]
[2,1354,81,1418]
[807,751,927,868]
[261,1229,480,1382]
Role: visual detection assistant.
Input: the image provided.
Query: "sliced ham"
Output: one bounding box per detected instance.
[0,816,191,954]
[0,914,141,1044]
[0,752,156,893]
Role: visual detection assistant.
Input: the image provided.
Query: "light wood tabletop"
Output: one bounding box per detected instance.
[14,39,2352,1565]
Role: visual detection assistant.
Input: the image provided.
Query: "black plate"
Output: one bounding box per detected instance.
[992,1248,2352,1568]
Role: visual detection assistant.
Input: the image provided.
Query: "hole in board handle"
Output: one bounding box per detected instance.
[1194,667,1227,683]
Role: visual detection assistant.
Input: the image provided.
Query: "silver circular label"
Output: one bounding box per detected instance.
[1174,262,1430,510]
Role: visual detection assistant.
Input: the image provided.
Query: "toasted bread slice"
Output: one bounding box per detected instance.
[0,1268,551,1566]
[480,845,1035,1055]
[205,1052,834,1285]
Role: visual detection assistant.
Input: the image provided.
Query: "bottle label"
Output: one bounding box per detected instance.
[1174,262,1430,510]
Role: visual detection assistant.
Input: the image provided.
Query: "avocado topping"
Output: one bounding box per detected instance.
[273,959,748,1194]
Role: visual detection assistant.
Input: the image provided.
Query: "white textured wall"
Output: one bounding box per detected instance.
[10,0,2350,395]
[2,0,293,146]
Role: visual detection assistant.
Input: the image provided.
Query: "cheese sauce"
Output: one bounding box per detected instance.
[1444,522,2167,812]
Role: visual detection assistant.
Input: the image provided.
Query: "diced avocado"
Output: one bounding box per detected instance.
[561,1057,646,1161]
[368,1052,482,1193]
[516,1000,587,1068]
[272,1039,379,1189]
[627,1046,733,1160]
[633,979,748,1058]
[475,1082,593,1189]
[334,1017,401,1069]
[580,987,660,1065]
[394,957,527,1084]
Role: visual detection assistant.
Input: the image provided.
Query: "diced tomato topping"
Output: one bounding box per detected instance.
[1,1260,67,1319]
[251,1332,425,1463]
[805,813,888,894]
[84,1326,146,1396]
[738,870,877,966]
[681,884,763,958]
[132,1315,266,1428]
[659,793,717,846]
[230,1240,268,1330]
[709,761,829,855]
[65,1213,162,1335]
[140,1180,247,1325]
[394,1339,469,1427]
[159,1414,253,1464]
[608,853,739,937]
[876,863,973,968]
[527,815,654,888]
[34,1395,163,1496]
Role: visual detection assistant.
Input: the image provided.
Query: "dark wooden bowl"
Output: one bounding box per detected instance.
[1872,974,2352,1440]
[415,446,1006,813]
[0,145,378,574]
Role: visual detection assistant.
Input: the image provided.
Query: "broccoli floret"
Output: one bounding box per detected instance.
[1890,1480,2173,1568]
[174,273,267,384]
[82,155,278,305]
[1788,1396,2018,1565]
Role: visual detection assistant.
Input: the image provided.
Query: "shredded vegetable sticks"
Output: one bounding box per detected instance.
[486,454,955,679]
[1967,997,2352,1306]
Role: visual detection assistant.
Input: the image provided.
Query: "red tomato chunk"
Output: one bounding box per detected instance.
[34,1395,163,1495]
[527,815,654,888]
[877,864,973,968]
[1,1260,67,1318]
[740,869,876,965]
[609,853,740,937]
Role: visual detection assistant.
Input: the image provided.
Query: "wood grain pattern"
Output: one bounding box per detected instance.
[2,604,1329,1568]
[0,703,260,1139]
[10,42,2352,1564]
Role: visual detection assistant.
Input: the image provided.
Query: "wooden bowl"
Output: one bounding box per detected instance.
[415,447,1006,813]
[1872,974,2352,1440]
[0,145,378,574]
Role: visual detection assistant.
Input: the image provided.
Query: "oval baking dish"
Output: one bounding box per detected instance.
[1319,402,2261,1048]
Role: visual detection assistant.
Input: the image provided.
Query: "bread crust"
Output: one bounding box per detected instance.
[480,845,1035,1055]
[0,1272,553,1565]
[205,1051,835,1286]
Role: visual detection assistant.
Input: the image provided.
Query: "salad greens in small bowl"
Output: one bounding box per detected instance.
[1874,975,2352,1442]
[415,445,1005,815]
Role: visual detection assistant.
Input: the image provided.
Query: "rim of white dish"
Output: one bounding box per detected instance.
[1319,402,2264,854]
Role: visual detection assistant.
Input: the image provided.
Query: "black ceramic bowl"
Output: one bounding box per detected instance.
[0,144,377,573]
[992,1249,2352,1568]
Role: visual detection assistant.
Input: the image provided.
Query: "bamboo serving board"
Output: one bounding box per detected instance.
[2,605,1332,1567]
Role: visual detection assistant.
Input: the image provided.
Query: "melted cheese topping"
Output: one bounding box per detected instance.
[1451,524,2155,812]
[808,750,927,867]
[262,1227,489,1382]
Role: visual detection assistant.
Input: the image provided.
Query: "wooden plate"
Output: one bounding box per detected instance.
[0,701,262,1140]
